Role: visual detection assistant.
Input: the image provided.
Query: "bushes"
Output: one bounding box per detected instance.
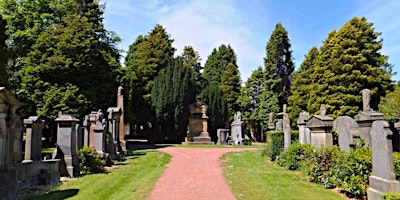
[78,146,105,174]
[276,142,314,170]
[264,131,300,161]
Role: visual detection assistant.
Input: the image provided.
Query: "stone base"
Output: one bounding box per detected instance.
[367,176,400,200]
[182,132,214,145]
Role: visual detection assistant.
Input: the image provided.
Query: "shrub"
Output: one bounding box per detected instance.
[394,152,400,181]
[277,143,315,170]
[291,130,299,144]
[243,138,252,145]
[268,131,284,161]
[78,146,104,174]
[384,193,400,200]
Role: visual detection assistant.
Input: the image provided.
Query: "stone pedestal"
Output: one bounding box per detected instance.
[54,113,80,177]
[23,116,44,161]
[367,121,400,200]
[306,110,334,148]
[184,102,213,145]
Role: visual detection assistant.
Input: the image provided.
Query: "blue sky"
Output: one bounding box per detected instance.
[102,0,400,82]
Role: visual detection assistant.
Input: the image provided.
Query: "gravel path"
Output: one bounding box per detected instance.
[148,147,259,200]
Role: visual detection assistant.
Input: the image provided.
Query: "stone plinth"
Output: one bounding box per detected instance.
[184,101,213,145]
[23,116,44,161]
[367,121,400,199]
[54,113,80,177]
[297,112,310,144]
[306,115,334,148]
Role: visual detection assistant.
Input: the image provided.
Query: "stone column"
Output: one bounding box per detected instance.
[367,121,400,199]
[88,111,97,147]
[54,113,80,177]
[23,116,44,161]
[117,86,127,154]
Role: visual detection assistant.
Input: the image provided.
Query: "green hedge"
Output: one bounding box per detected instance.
[264,130,300,161]
[384,193,400,200]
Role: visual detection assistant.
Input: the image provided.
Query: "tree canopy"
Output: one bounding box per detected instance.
[202,44,237,84]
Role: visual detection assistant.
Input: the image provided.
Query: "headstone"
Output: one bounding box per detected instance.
[82,115,89,147]
[184,101,213,145]
[333,116,358,152]
[117,86,127,154]
[354,89,384,146]
[54,112,80,177]
[268,112,275,130]
[297,112,310,144]
[93,119,106,155]
[367,121,400,200]
[88,111,98,147]
[23,116,44,161]
[306,104,334,148]
[277,105,291,150]
[231,112,243,145]
[107,107,122,155]
[217,129,229,145]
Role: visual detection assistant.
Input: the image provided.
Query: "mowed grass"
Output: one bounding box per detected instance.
[221,150,346,200]
[26,150,170,200]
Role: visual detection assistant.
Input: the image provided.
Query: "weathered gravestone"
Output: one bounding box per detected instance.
[277,105,291,150]
[333,116,358,152]
[107,107,122,155]
[184,101,213,145]
[306,104,334,148]
[231,112,243,145]
[333,116,359,152]
[54,112,80,177]
[23,116,44,162]
[93,110,106,155]
[88,111,98,147]
[82,115,90,147]
[297,112,310,145]
[117,86,127,154]
[367,121,400,200]
[217,129,229,145]
[354,89,384,147]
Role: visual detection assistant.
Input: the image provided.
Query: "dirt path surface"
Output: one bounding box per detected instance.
[148,147,259,200]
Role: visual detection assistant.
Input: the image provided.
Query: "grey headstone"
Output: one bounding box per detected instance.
[283,113,291,150]
[297,112,310,144]
[333,116,358,152]
[23,116,45,161]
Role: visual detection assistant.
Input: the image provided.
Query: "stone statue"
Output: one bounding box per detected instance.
[320,104,326,117]
[362,89,372,112]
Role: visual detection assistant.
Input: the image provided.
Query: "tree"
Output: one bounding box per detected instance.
[203,44,237,84]
[307,17,393,117]
[151,58,196,142]
[379,84,400,123]
[220,62,241,120]
[264,23,295,110]
[124,25,176,125]
[181,46,202,99]
[202,82,228,140]
[0,15,8,87]
[288,47,319,125]
[23,13,120,121]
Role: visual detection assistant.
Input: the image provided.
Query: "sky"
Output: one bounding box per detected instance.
[102,0,400,82]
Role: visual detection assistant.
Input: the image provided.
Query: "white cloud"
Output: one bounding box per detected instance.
[158,0,264,81]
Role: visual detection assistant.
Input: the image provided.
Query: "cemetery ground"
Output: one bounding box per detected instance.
[25,144,346,200]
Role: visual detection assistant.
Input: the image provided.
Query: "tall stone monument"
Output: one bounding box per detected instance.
[297,112,310,144]
[184,101,213,145]
[54,112,80,177]
[107,107,122,155]
[231,112,243,145]
[306,104,334,148]
[354,89,384,146]
[367,121,400,199]
[277,105,291,150]
[117,86,127,154]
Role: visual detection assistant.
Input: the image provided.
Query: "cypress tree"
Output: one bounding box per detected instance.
[220,62,241,120]
[203,44,237,84]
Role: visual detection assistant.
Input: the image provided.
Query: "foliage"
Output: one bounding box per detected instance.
[277,143,315,170]
[379,84,400,123]
[222,150,345,200]
[0,15,8,87]
[124,25,175,125]
[384,193,400,200]
[264,23,294,110]
[78,146,104,174]
[394,152,400,181]
[23,13,119,120]
[181,45,203,99]
[252,89,279,130]
[305,17,393,117]
[242,138,252,145]
[266,131,284,161]
[288,47,319,126]
[220,62,241,120]
[203,44,237,84]
[151,58,196,142]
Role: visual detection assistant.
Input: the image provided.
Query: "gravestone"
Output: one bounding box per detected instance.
[231,112,243,145]
[117,86,127,154]
[275,119,283,131]
[88,111,98,147]
[277,105,291,150]
[306,104,334,148]
[82,115,90,147]
[23,116,44,162]
[107,107,122,155]
[367,121,400,200]
[268,112,275,130]
[354,89,384,147]
[93,109,106,155]
[217,129,229,145]
[54,112,80,177]
[333,116,358,152]
[297,112,310,144]
[184,101,213,145]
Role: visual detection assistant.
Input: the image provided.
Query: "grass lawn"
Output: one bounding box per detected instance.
[25,150,170,200]
[221,150,347,200]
